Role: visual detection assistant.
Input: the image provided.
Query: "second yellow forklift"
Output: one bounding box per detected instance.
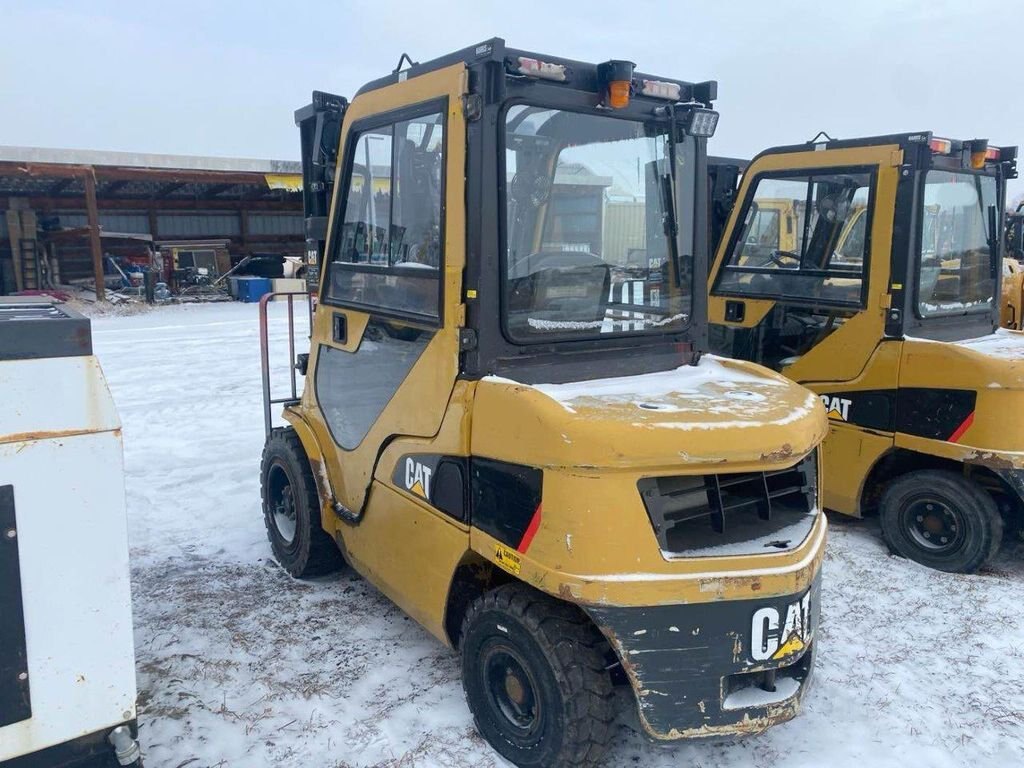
[708,134,1024,573]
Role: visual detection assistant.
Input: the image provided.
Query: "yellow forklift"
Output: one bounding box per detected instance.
[1003,203,1024,329]
[708,134,1023,573]
[264,40,830,767]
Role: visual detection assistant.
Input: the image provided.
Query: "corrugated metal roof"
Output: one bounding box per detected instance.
[0,145,301,174]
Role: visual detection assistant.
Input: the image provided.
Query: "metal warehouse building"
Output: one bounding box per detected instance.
[0,146,304,299]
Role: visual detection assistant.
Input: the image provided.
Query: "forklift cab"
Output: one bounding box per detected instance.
[709,133,1024,573]
[269,40,830,767]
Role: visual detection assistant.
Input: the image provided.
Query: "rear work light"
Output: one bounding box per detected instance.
[929,137,953,154]
[684,108,720,138]
[985,147,1001,161]
[515,56,568,82]
[640,79,682,101]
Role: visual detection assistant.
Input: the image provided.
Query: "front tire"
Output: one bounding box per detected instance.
[880,470,1002,573]
[260,427,342,578]
[459,584,615,768]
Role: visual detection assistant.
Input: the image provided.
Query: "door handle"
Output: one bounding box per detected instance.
[724,300,746,322]
[333,313,347,344]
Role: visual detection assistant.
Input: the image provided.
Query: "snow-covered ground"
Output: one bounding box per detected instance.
[91,303,1024,768]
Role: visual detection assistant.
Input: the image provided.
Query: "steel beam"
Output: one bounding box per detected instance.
[82,170,106,302]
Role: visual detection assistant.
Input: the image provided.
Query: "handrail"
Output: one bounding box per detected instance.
[259,291,314,437]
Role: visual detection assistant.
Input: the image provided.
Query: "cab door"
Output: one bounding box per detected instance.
[708,145,903,515]
[300,64,469,634]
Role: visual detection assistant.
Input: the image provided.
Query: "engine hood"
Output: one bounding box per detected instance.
[900,330,1024,460]
[903,329,1024,391]
[472,355,827,472]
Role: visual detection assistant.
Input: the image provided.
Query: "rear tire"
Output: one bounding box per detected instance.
[260,427,342,578]
[880,470,1002,573]
[459,584,615,768]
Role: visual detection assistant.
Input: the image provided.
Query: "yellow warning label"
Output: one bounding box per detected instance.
[772,631,806,660]
[495,544,522,575]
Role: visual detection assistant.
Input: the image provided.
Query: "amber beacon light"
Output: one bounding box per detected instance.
[598,59,635,108]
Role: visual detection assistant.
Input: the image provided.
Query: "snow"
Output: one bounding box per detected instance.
[92,303,1024,768]
[529,355,788,405]
[722,675,801,711]
[954,328,1024,361]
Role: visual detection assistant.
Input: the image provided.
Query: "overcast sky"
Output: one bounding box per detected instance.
[2,1,1022,198]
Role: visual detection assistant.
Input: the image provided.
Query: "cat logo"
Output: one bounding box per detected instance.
[750,591,812,661]
[404,458,432,500]
[820,394,852,422]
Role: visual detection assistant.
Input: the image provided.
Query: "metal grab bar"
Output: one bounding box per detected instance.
[259,291,314,437]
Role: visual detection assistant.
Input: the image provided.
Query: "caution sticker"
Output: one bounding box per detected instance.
[495,544,522,575]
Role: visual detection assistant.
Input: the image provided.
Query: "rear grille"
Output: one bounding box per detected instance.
[638,452,818,558]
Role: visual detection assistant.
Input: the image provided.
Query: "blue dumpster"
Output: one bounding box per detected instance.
[235,276,272,303]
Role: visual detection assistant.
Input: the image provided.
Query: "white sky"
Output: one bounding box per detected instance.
[2,1,1021,200]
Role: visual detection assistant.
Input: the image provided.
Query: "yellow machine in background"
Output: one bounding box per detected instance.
[262,40,829,768]
[709,134,1023,573]
[1003,258,1023,329]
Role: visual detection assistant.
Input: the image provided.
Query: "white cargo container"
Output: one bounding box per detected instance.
[0,298,142,768]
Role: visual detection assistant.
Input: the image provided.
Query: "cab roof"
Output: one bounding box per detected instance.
[353,37,718,106]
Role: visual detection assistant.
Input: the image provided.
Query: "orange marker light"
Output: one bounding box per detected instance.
[969,139,990,169]
[929,137,952,154]
[608,80,631,108]
[598,59,635,110]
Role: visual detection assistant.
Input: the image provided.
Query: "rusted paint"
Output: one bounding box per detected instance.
[964,450,1020,471]
[645,695,803,740]
[0,427,116,446]
[760,443,794,462]
[730,631,743,663]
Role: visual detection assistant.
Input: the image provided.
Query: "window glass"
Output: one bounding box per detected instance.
[327,110,445,320]
[316,323,432,450]
[503,106,695,341]
[917,170,997,318]
[716,171,871,306]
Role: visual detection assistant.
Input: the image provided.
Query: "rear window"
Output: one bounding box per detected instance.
[917,170,998,318]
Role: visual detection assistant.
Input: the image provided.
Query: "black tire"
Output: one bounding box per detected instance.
[260,427,343,578]
[459,584,615,768]
[880,470,1003,573]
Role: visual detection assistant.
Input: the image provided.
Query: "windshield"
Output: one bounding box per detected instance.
[917,170,998,318]
[503,105,695,341]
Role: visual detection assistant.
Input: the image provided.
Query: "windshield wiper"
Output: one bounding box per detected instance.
[660,130,682,276]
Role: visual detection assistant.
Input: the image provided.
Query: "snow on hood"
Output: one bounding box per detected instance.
[482,355,818,432]
[953,329,1024,361]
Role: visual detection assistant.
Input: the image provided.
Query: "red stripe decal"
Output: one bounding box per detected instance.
[948,411,975,443]
[517,503,542,554]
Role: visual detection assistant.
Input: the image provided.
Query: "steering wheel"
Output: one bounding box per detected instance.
[769,249,801,268]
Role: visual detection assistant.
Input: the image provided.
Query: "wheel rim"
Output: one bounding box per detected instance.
[482,643,543,742]
[268,463,298,545]
[901,496,964,554]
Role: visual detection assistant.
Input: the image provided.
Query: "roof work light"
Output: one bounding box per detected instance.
[683,107,720,138]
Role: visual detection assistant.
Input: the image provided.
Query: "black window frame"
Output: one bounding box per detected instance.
[712,164,878,310]
[320,97,449,329]
[497,97,699,346]
[911,166,1000,321]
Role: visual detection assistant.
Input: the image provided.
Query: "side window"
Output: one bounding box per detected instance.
[715,170,872,307]
[326,109,445,322]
